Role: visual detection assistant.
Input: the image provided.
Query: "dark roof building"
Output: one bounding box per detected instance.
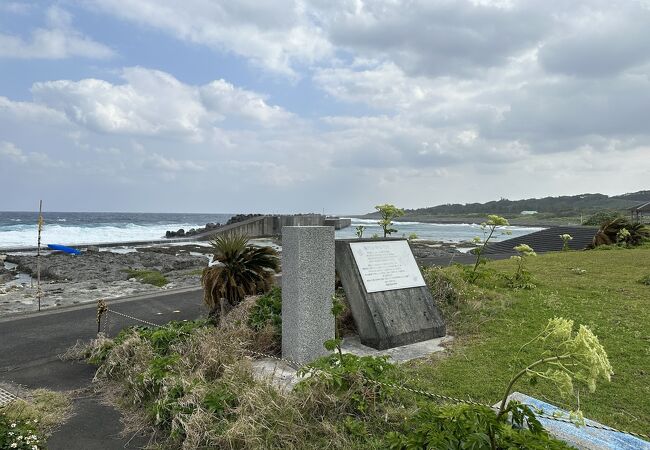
[630,202,650,222]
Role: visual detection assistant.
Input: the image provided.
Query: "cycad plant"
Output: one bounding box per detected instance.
[201,233,280,323]
[591,218,650,247]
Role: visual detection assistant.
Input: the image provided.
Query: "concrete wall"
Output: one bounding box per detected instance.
[324,217,352,230]
[197,214,325,240]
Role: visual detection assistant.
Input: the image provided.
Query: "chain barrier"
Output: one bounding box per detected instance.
[94,302,650,442]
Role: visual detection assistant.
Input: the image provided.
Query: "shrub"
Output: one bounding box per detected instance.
[297,353,398,415]
[424,266,461,308]
[248,287,282,335]
[582,210,624,226]
[386,402,572,450]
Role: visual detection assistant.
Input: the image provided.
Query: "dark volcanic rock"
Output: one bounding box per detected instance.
[5,250,207,283]
[408,240,464,259]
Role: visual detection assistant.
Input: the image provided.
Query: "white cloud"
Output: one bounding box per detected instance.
[0,141,68,168]
[200,80,294,125]
[88,0,331,76]
[0,6,115,59]
[31,67,293,139]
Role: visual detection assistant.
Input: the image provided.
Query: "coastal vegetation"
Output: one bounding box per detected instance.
[363,190,650,225]
[201,233,280,323]
[374,204,405,237]
[0,390,71,450]
[416,243,650,435]
[591,217,650,248]
[464,214,510,283]
[560,233,572,250]
[71,298,586,448]
[64,220,650,446]
[124,269,169,287]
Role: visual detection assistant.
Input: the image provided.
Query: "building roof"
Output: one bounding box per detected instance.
[629,201,650,212]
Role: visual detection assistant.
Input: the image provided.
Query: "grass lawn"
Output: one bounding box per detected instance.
[407,245,650,436]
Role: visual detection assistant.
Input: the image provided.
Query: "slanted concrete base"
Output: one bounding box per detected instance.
[250,359,301,392]
[249,334,452,390]
[341,334,453,362]
[501,392,650,450]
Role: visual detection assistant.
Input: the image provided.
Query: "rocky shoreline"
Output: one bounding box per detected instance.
[0,237,460,316]
[0,245,211,316]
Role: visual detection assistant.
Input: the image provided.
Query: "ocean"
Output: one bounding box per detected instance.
[0,211,233,249]
[0,212,543,249]
[338,218,543,242]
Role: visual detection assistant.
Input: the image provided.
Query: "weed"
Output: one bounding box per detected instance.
[124,269,169,287]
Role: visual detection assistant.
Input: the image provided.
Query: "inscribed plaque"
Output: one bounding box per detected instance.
[349,240,426,293]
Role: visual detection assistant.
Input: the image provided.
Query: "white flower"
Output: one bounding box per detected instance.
[33,446,39,450]
[32,419,37,423]
[10,443,18,448]
[10,423,16,428]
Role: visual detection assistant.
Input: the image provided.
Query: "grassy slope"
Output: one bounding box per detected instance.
[408,246,650,435]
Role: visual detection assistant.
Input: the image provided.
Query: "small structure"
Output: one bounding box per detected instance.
[335,238,446,350]
[520,210,538,215]
[282,226,335,365]
[323,216,352,230]
[629,202,650,223]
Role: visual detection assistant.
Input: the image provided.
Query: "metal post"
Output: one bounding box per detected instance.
[36,200,43,312]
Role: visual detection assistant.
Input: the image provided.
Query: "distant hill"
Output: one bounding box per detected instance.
[362,190,649,225]
[613,190,650,202]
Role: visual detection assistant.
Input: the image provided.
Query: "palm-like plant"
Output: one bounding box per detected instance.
[591,218,650,247]
[201,233,280,323]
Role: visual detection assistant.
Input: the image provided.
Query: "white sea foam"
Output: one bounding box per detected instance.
[0,223,205,248]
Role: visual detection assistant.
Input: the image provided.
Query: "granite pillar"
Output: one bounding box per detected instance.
[282,226,335,365]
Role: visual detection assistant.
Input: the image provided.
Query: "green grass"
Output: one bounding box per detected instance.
[124,269,168,287]
[408,246,650,436]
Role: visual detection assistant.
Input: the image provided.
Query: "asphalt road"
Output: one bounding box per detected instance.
[0,287,205,449]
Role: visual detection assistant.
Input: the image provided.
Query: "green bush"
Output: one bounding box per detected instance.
[638,274,650,286]
[297,353,398,415]
[386,402,572,449]
[248,287,282,335]
[582,210,624,226]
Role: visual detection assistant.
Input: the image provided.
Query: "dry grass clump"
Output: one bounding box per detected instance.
[2,389,72,434]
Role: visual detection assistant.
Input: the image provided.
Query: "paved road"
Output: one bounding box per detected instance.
[0,287,204,449]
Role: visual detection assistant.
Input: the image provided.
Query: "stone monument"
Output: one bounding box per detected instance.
[282,226,335,365]
[335,238,445,350]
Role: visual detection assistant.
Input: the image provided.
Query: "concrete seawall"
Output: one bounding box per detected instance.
[193,214,327,240]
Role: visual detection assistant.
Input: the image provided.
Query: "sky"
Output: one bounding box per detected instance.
[0,0,649,214]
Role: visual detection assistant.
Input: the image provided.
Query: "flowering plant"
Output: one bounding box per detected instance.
[560,234,573,251]
[0,411,42,450]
